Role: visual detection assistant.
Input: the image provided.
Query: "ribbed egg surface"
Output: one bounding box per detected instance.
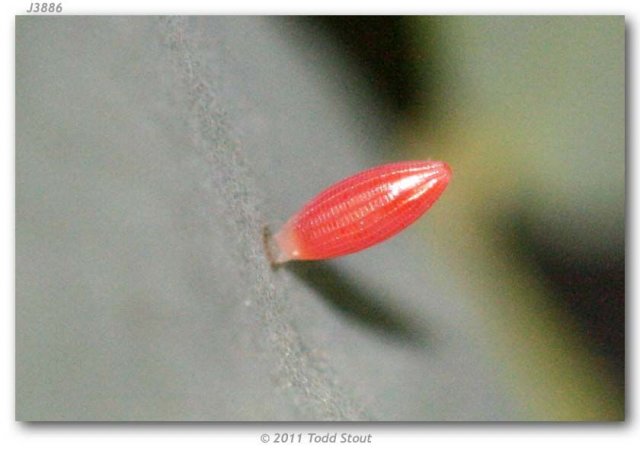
[271,161,451,263]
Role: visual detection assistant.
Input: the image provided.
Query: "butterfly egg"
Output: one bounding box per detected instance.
[267,160,452,265]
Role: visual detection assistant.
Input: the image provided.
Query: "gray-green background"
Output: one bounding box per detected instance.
[16,16,624,420]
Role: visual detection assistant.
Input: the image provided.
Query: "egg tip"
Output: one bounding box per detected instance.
[262,224,299,266]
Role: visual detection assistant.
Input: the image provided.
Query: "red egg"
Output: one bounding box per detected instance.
[267,160,452,264]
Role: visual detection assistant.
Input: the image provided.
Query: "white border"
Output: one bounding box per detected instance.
[2,1,635,456]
